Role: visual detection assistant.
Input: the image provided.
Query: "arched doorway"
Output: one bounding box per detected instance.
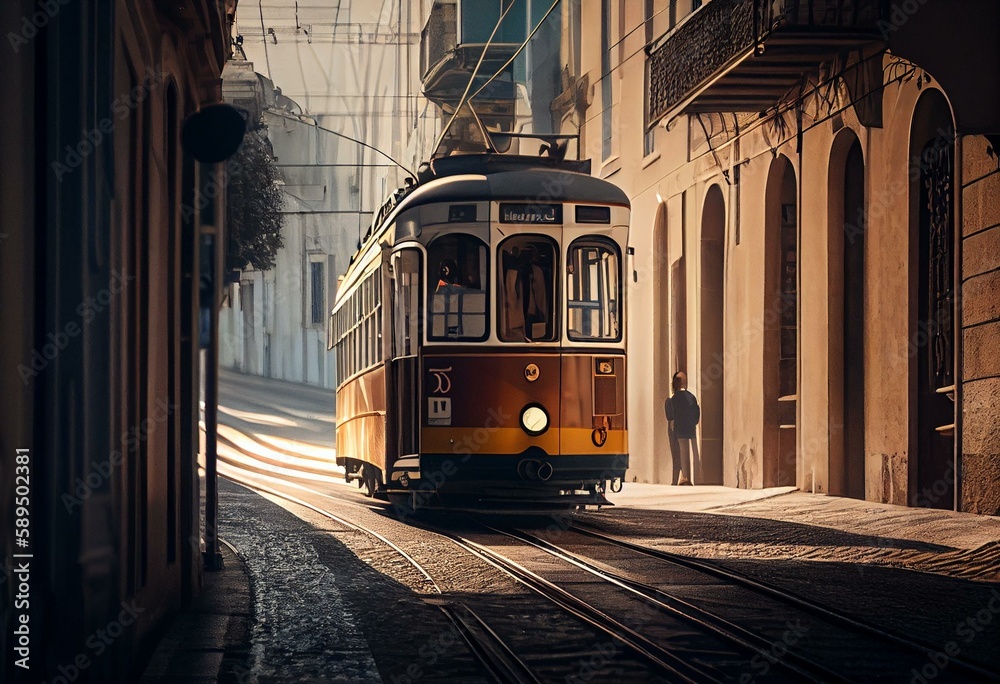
[764,155,798,487]
[652,201,674,484]
[700,185,725,484]
[828,131,866,499]
[910,90,956,510]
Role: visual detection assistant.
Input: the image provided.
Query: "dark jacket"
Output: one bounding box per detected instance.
[665,389,700,439]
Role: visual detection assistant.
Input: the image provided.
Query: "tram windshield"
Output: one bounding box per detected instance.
[427,234,488,340]
[498,236,558,342]
[567,238,621,342]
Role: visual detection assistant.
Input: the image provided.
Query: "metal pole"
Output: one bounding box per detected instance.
[203,201,223,571]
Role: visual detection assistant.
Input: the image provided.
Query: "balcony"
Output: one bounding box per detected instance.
[647,0,888,123]
[420,0,520,107]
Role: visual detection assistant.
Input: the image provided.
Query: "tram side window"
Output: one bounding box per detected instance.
[333,269,381,386]
[358,278,371,368]
[567,238,621,342]
[499,236,558,342]
[363,277,371,369]
[427,234,488,341]
[391,249,422,357]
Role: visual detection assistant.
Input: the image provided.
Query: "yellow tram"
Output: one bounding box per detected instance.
[328,152,630,510]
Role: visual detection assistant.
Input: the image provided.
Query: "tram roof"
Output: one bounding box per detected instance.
[402,154,631,210]
[340,154,630,290]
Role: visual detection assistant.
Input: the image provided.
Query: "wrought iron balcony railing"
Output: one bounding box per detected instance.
[648,0,888,122]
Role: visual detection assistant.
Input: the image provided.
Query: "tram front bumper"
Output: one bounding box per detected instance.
[388,452,627,491]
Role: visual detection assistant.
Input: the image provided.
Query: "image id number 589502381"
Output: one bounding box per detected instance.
[13,447,32,670]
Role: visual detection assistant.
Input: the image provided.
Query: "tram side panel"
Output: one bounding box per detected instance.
[335,367,387,474]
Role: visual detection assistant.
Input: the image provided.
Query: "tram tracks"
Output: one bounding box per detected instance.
[220,458,1000,682]
[220,468,543,683]
[223,466,696,681]
[432,600,543,684]
[477,523,845,683]
[565,522,1000,681]
[420,521,734,683]
[497,520,1000,683]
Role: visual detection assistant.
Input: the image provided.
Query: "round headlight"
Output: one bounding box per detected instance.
[520,404,549,436]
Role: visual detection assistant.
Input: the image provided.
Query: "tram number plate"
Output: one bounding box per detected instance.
[428,397,452,426]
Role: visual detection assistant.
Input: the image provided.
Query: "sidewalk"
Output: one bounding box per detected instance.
[609,482,1000,581]
[139,542,254,684]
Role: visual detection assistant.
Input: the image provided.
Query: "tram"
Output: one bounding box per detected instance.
[328,147,629,510]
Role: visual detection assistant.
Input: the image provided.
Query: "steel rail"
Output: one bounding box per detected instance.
[490,525,845,684]
[430,600,542,684]
[416,522,719,684]
[570,522,1000,683]
[220,471,540,683]
[221,471,440,591]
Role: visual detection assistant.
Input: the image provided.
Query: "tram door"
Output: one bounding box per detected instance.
[562,225,629,458]
[385,248,423,466]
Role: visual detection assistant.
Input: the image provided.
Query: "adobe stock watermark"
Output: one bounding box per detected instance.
[909,589,1000,683]
[563,639,619,683]
[41,601,145,684]
[18,270,134,385]
[61,399,175,513]
[6,0,71,53]
[849,125,955,246]
[740,620,810,683]
[392,406,512,520]
[911,461,955,508]
[877,0,930,39]
[388,623,465,684]
[51,68,166,182]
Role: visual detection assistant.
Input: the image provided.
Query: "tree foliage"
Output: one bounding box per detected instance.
[226,128,285,272]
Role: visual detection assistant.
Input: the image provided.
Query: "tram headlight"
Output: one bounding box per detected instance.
[520,404,549,436]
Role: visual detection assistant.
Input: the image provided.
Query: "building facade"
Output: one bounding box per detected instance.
[1,1,237,681]
[220,0,425,389]
[562,0,1000,514]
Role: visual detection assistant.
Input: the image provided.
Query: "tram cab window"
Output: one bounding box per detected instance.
[567,238,621,342]
[427,234,488,341]
[499,236,558,342]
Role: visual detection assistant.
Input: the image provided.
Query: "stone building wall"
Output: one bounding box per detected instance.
[960,136,1000,514]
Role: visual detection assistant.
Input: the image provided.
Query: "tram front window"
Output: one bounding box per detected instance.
[427,234,488,340]
[567,239,621,342]
[499,236,557,342]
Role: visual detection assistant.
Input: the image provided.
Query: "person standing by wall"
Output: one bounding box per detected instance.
[665,371,701,485]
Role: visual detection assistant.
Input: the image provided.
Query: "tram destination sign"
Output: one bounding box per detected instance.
[499,203,563,224]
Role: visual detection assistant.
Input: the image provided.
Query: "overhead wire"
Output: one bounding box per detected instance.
[266,108,416,177]
[592,1,696,101]
[609,0,674,53]
[623,54,917,203]
[467,0,562,103]
[431,0,520,155]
